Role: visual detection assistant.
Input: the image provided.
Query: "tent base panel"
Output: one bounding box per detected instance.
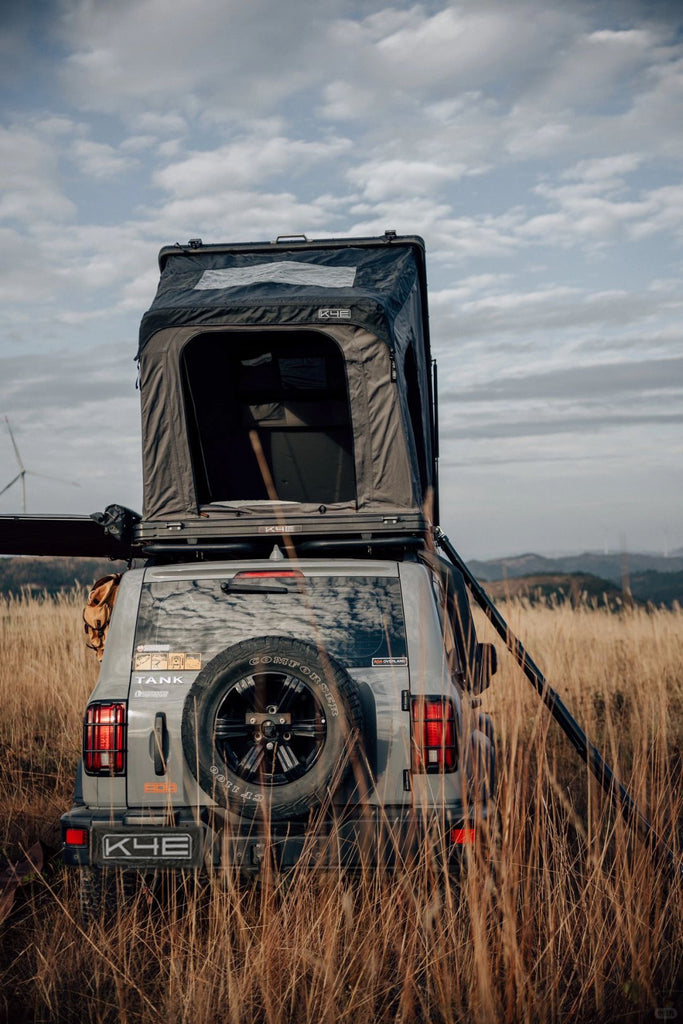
[135,510,429,546]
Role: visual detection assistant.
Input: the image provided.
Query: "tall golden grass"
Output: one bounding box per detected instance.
[0,590,680,1023]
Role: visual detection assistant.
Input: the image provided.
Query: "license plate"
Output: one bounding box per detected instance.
[92,824,203,867]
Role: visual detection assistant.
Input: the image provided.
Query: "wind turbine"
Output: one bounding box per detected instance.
[0,416,80,513]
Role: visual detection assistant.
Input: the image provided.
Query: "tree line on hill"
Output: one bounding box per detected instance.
[0,557,126,596]
[0,552,681,607]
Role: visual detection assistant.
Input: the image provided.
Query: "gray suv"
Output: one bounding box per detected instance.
[61,550,495,913]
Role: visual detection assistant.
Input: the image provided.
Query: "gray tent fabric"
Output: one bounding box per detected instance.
[137,236,436,526]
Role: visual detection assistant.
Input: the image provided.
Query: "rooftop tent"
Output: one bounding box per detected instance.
[137,235,438,537]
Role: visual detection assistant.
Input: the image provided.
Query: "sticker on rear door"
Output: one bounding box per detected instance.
[134,652,202,671]
[372,657,408,667]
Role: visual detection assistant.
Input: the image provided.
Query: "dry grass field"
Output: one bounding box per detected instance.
[0,590,681,1023]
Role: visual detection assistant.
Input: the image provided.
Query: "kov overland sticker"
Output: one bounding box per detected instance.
[372,657,408,667]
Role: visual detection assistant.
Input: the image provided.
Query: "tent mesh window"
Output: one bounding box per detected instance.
[181,330,356,505]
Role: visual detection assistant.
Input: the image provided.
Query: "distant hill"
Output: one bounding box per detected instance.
[469,551,683,585]
[0,556,126,596]
[475,558,683,608]
[482,569,683,608]
[484,572,625,607]
[628,570,683,607]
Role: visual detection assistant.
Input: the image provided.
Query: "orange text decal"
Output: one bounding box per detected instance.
[143,782,178,794]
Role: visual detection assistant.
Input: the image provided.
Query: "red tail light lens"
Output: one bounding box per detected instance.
[449,827,475,845]
[65,828,89,846]
[83,702,126,775]
[411,696,457,773]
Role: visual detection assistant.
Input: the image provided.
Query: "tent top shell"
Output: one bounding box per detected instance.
[137,233,439,544]
[138,233,431,358]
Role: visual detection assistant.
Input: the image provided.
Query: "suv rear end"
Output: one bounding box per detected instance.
[62,556,495,886]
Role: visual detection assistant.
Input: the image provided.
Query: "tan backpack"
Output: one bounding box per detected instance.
[83,573,122,661]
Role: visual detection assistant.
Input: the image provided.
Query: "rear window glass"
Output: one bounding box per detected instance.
[134,576,406,669]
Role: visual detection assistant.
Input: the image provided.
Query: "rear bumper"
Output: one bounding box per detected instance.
[62,806,484,872]
[61,808,201,867]
[213,817,478,874]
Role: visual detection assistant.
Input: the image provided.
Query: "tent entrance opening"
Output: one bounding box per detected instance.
[182,330,356,506]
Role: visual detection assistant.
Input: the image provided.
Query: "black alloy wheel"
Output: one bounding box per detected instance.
[213,667,327,786]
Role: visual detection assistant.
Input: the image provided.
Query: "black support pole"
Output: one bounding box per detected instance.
[436,527,681,879]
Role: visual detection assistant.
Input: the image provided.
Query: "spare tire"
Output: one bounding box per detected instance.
[182,636,363,819]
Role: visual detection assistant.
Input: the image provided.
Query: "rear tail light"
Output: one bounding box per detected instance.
[65,828,89,846]
[83,701,127,775]
[449,827,475,845]
[411,696,457,773]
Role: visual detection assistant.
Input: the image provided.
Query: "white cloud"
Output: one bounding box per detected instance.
[529,26,662,111]
[319,80,373,122]
[629,184,683,239]
[624,55,683,160]
[128,111,188,135]
[155,132,351,196]
[440,354,683,404]
[59,0,341,118]
[70,138,136,179]
[517,173,683,248]
[0,228,66,306]
[33,115,79,137]
[146,188,344,241]
[328,3,577,99]
[564,153,645,182]
[459,284,580,316]
[504,116,572,159]
[433,282,679,346]
[0,125,74,225]
[156,138,183,159]
[46,222,156,294]
[375,6,542,87]
[347,158,464,201]
[430,273,512,306]
[120,134,158,152]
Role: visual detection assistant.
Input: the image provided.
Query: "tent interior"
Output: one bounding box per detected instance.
[181,329,356,506]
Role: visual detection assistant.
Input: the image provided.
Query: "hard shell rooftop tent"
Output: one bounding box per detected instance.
[136,233,439,549]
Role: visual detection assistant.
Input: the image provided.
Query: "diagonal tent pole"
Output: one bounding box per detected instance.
[435,526,682,880]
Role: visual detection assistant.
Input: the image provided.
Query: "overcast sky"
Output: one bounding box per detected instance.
[1,0,682,558]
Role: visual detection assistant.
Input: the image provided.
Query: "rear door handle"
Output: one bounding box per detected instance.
[153,712,168,775]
